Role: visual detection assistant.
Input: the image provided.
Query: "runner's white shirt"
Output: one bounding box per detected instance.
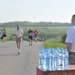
[13,29,23,38]
[65,26,75,52]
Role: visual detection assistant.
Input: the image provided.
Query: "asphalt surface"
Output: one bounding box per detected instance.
[0,41,43,75]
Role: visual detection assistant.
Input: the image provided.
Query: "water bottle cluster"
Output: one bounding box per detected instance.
[39,48,69,71]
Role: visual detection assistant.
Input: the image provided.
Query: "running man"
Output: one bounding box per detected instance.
[12,25,24,54]
[0,29,4,42]
[28,28,33,46]
[3,27,7,42]
[34,29,39,43]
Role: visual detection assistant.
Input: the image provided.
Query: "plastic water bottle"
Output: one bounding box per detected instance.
[43,49,51,71]
[65,49,69,70]
[54,48,58,70]
[57,48,69,70]
[51,48,58,70]
[39,48,44,69]
[48,48,52,70]
[39,48,69,71]
[62,48,69,70]
[51,48,55,70]
[57,48,62,70]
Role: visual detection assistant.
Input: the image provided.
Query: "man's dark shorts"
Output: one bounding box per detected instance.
[69,52,75,65]
[29,36,33,40]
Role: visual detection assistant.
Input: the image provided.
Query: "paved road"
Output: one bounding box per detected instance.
[0,41,43,75]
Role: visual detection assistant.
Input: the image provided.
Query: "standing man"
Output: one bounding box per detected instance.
[34,29,39,43]
[65,14,75,64]
[12,25,23,54]
[28,28,33,46]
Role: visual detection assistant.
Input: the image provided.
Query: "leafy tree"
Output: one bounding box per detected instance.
[61,33,67,42]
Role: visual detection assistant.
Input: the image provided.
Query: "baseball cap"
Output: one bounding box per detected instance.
[17,25,20,28]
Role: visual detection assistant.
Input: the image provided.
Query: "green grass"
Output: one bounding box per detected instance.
[3,26,70,41]
[44,41,66,48]
[6,26,69,35]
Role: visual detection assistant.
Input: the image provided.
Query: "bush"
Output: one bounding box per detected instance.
[61,33,67,42]
[7,36,14,41]
[44,42,66,48]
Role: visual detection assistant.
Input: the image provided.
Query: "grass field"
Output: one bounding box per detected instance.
[6,26,70,35]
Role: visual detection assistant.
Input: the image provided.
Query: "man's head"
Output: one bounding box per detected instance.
[17,25,20,30]
[71,14,75,25]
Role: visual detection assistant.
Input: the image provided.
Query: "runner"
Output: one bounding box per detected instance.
[28,28,33,46]
[12,25,24,54]
[3,27,7,42]
[34,29,39,43]
[0,29,4,42]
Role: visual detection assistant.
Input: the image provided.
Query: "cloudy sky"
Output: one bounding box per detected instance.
[0,0,75,23]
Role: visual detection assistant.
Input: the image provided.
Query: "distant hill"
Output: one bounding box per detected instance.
[0,21,71,27]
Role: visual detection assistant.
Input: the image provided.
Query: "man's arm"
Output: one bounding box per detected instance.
[66,43,72,52]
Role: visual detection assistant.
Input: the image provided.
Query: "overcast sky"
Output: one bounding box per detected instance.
[0,0,75,23]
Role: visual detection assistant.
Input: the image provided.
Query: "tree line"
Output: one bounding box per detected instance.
[0,21,71,27]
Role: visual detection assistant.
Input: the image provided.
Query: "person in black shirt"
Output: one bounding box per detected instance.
[28,28,33,46]
[0,29,4,42]
[3,27,7,42]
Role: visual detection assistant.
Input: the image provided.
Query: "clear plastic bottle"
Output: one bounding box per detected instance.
[51,48,58,70]
[57,48,62,70]
[57,48,69,70]
[48,48,52,70]
[43,49,51,71]
[62,48,69,70]
[39,48,44,70]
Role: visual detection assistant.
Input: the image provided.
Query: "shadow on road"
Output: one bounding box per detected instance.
[0,45,29,49]
[0,53,18,56]
[0,46,16,48]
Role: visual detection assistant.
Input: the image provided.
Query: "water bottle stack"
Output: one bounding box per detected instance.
[39,48,69,71]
